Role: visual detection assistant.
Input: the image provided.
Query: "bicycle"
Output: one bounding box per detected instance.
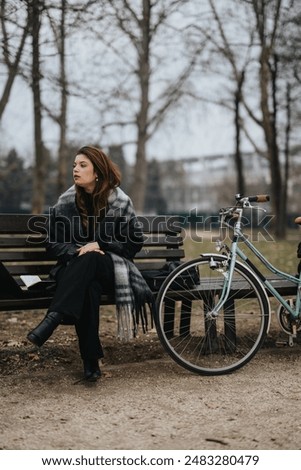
[155,194,301,376]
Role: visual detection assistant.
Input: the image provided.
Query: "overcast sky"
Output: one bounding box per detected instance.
[0,74,243,166]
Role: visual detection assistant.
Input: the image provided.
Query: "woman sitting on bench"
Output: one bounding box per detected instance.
[27,145,154,381]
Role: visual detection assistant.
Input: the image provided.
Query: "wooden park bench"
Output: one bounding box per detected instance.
[0,212,297,338]
[0,213,185,314]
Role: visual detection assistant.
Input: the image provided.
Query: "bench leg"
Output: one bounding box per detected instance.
[224,299,236,351]
[203,293,218,353]
[163,299,175,339]
[180,299,192,336]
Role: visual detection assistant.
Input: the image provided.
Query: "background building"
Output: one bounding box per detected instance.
[149,152,271,215]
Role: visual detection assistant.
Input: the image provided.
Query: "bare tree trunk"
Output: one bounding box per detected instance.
[259,46,281,235]
[57,0,68,196]
[270,52,285,237]
[30,0,45,214]
[128,0,150,211]
[43,0,69,196]
[234,71,245,196]
[0,0,29,120]
[252,0,283,237]
[281,82,291,230]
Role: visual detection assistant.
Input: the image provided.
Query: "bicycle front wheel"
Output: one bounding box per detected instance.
[155,254,270,375]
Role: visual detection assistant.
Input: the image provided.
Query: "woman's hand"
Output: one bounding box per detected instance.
[77,242,104,256]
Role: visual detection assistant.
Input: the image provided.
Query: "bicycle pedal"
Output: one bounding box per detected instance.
[275,339,288,347]
[275,336,295,347]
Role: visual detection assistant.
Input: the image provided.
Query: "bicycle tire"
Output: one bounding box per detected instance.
[155,254,270,375]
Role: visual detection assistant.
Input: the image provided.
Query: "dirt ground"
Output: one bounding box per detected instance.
[1,308,301,450]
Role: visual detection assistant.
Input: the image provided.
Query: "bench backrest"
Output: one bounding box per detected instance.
[0,214,185,290]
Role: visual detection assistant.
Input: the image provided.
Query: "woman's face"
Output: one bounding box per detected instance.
[73,153,97,193]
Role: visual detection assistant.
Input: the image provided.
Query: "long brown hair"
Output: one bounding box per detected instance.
[75,146,121,226]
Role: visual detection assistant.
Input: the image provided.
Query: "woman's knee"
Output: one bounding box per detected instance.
[69,251,101,268]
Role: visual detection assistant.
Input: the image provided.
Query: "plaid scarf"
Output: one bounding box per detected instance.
[109,252,155,341]
[105,188,155,339]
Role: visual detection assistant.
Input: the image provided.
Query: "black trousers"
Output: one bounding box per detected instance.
[49,252,115,360]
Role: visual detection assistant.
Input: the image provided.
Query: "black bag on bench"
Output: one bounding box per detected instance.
[142,261,200,292]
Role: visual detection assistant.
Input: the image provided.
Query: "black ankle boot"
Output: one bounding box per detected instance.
[27,311,62,347]
[83,358,101,382]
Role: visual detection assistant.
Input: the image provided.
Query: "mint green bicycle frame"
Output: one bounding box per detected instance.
[212,205,301,321]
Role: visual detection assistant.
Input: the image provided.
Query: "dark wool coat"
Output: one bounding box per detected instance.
[46,185,144,278]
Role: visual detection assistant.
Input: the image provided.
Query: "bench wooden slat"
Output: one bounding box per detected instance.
[0,297,52,310]
[135,248,184,260]
[0,237,45,248]
[4,259,293,292]
[0,252,56,261]
[1,259,184,275]
[133,261,179,271]
[0,291,121,310]
[143,235,183,247]
[0,235,183,249]
[5,264,57,276]
[137,215,183,233]
[265,277,297,297]
[0,248,184,262]
[0,214,47,234]
[0,214,183,234]
[5,260,183,275]
[155,277,297,301]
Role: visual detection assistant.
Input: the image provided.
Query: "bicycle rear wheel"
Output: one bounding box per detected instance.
[155,254,270,375]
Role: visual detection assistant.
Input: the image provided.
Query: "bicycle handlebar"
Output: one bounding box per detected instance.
[247,195,270,203]
[220,194,270,219]
[235,194,270,204]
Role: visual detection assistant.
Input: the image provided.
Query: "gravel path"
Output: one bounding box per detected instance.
[1,309,301,450]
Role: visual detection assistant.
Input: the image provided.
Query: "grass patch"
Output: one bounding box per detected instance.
[183,229,301,275]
